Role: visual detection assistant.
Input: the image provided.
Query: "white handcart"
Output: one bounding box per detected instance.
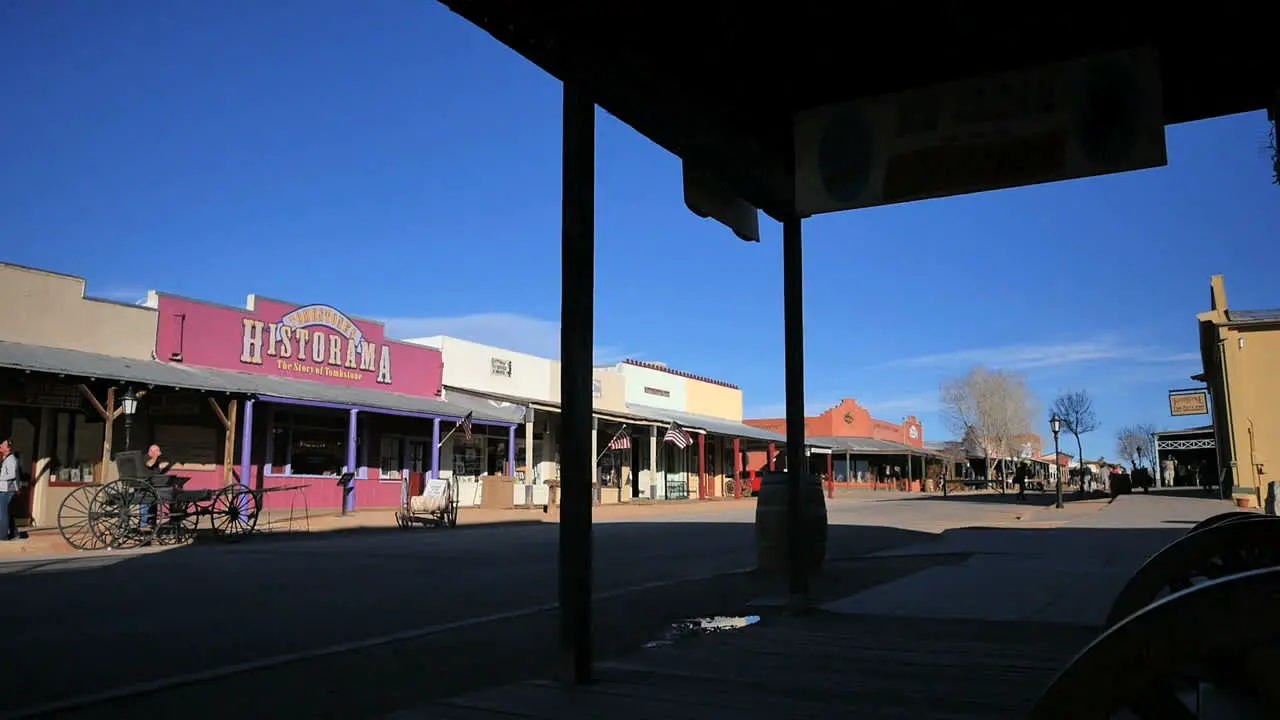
[395,475,459,529]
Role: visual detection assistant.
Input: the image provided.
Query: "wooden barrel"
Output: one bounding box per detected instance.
[754,472,828,574]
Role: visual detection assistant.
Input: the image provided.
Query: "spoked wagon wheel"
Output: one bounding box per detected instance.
[395,507,412,529]
[442,495,459,529]
[155,501,200,545]
[210,486,260,541]
[1033,567,1280,719]
[57,485,108,551]
[1106,516,1280,627]
[92,480,159,550]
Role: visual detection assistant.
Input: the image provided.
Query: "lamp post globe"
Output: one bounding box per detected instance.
[1050,415,1064,510]
[121,386,138,450]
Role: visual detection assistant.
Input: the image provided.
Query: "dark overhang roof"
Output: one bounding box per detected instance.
[0,340,512,425]
[440,2,1274,220]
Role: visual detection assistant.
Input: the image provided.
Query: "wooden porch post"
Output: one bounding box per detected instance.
[77,384,115,482]
[697,432,706,500]
[207,396,239,485]
[826,452,834,498]
[732,438,742,499]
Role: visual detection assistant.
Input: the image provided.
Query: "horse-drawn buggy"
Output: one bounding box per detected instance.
[55,450,261,550]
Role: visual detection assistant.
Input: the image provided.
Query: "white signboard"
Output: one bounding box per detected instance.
[794,47,1166,216]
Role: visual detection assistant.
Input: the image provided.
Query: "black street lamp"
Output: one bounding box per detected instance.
[1050,415,1064,509]
[120,386,138,450]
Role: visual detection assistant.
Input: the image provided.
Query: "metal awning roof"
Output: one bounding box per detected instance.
[626,404,790,444]
[440,1,1275,220]
[0,340,510,424]
[810,436,922,455]
[1154,425,1215,438]
[443,386,528,423]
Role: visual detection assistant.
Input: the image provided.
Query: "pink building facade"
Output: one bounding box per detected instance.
[147,292,515,513]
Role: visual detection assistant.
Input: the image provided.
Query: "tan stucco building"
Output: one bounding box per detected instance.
[1197,275,1280,508]
[0,264,159,527]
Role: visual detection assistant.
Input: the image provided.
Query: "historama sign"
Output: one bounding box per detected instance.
[151,293,444,398]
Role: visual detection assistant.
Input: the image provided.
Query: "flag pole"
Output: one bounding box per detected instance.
[436,413,473,450]
[596,425,627,464]
[437,424,459,449]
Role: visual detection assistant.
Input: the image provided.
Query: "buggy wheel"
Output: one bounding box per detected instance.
[57,485,107,551]
[210,486,260,541]
[1190,510,1259,534]
[156,501,200,545]
[92,480,159,549]
[443,500,458,529]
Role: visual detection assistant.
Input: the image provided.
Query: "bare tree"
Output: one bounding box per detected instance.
[1051,390,1099,497]
[941,367,1036,487]
[1115,423,1158,471]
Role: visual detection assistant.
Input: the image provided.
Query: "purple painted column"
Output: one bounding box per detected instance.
[430,418,441,480]
[238,399,254,489]
[507,425,516,475]
[345,409,358,512]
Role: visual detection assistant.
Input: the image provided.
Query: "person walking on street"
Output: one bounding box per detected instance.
[0,438,22,541]
[1014,462,1028,501]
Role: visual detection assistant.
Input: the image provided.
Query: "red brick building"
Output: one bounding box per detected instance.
[742,399,925,482]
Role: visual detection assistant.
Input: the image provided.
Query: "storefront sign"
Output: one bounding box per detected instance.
[240,304,393,385]
[644,386,670,398]
[154,293,443,398]
[592,379,602,398]
[794,47,1166,216]
[490,357,512,377]
[1169,389,1209,417]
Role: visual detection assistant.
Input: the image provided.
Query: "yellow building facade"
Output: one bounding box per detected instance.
[1197,275,1280,509]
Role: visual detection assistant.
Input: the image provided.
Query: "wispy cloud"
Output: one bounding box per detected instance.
[743,399,841,419]
[92,288,149,305]
[861,392,940,415]
[879,337,1199,372]
[380,312,632,364]
[743,393,940,420]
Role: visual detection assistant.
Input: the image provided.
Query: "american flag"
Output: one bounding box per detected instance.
[663,421,692,449]
[460,411,474,441]
[606,425,631,451]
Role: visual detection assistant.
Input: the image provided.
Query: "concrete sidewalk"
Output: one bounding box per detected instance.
[0,495,768,559]
[822,494,1230,626]
[383,493,1227,719]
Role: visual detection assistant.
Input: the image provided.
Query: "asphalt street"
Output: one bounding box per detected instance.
[0,497,1042,719]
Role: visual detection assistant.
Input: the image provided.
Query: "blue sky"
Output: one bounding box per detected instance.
[3,1,1278,459]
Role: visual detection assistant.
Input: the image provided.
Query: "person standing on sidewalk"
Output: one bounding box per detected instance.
[1014,462,1028,501]
[0,438,21,541]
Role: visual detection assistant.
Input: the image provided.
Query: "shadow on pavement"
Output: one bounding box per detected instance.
[0,505,1214,720]
[893,490,1108,509]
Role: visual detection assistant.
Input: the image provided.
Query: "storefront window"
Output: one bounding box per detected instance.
[379,436,403,479]
[290,428,345,476]
[267,410,348,477]
[46,411,102,484]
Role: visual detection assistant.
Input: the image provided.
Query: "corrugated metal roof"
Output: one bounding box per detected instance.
[809,436,919,455]
[0,340,244,393]
[627,404,788,444]
[1154,424,1215,438]
[443,386,527,423]
[0,340,508,423]
[1227,308,1280,323]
